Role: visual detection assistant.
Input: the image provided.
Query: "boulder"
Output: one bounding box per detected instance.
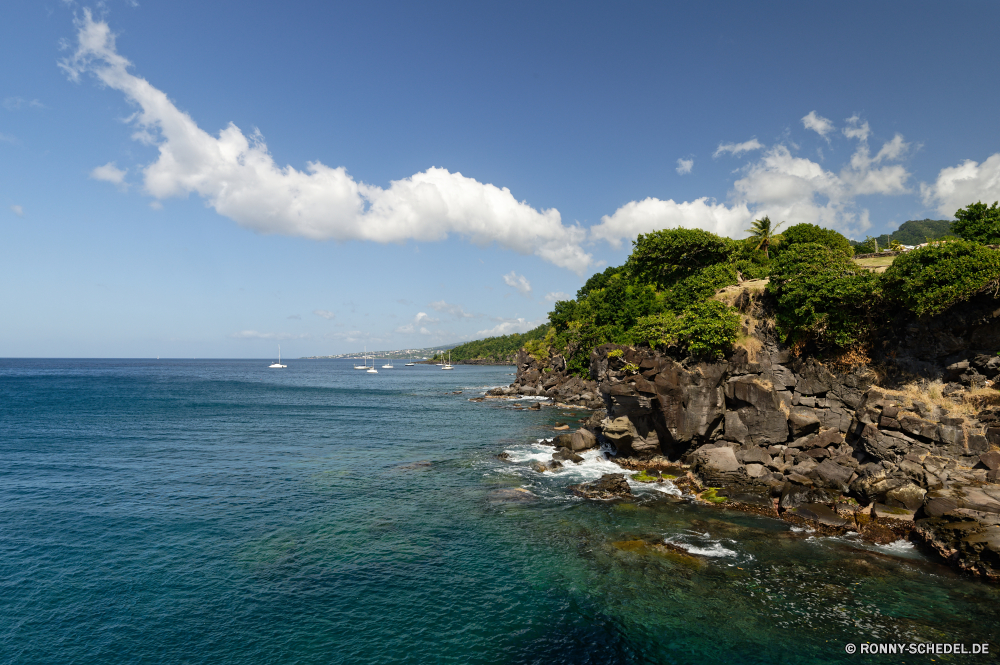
[788,503,851,528]
[980,451,1000,471]
[570,428,598,452]
[568,473,633,500]
[552,433,574,448]
[885,483,926,511]
[788,407,821,438]
[552,449,584,464]
[811,460,854,491]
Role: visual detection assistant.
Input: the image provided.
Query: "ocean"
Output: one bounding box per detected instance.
[1,359,998,664]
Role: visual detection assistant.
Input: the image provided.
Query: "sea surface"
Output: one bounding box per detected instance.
[2,358,999,664]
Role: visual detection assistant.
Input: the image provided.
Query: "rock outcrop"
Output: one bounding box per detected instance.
[496,291,1000,580]
[577,339,1000,580]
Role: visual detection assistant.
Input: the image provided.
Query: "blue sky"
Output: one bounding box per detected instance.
[3,0,1000,358]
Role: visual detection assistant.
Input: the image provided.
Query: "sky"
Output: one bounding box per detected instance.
[3,0,1000,358]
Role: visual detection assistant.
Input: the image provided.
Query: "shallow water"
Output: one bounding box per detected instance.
[1,359,997,664]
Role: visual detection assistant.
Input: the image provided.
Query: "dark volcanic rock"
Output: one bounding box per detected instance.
[569,473,633,500]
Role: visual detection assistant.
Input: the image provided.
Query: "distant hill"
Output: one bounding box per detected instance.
[851,219,953,248]
[449,325,548,363]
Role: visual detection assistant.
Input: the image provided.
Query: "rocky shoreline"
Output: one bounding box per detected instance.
[489,291,1000,581]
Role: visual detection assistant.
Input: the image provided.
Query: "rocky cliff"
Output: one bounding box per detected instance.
[500,288,1000,581]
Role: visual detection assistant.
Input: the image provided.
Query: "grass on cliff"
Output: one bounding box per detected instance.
[878,380,1000,416]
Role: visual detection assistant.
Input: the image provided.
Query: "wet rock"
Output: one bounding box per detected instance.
[529,402,541,411]
[569,473,633,500]
[788,503,851,528]
[552,449,584,464]
[496,452,512,462]
[570,427,598,452]
[552,433,574,448]
[488,488,538,503]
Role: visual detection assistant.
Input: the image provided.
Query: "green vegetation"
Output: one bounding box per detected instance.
[882,240,1000,316]
[513,200,1000,374]
[700,487,728,504]
[631,470,661,483]
[776,223,854,257]
[448,325,548,362]
[953,201,1000,245]
[745,215,785,259]
[769,243,882,349]
[851,218,954,251]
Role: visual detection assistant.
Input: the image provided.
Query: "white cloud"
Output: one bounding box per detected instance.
[591,197,753,248]
[60,12,592,274]
[429,300,475,318]
[502,271,532,295]
[10,204,24,217]
[397,311,440,333]
[921,152,1000,218]
[545,291,572,302]
[714,139,763,158]
[229,330,309,340]
[313,309,336,320]
[149,201,163,210]
[2,97,45,110]
[676,158,693,175]
[89,161,127,186]
[592,119,913,245]
[476,317,542,337]
[802,111,835,139]
[842,114,871,141]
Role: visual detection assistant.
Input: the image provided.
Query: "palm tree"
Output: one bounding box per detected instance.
[745,216,786,259]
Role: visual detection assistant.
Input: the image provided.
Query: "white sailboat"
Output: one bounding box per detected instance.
[354,346,368,370]
[441,350,454,370]
[269,345,287,368]
[366,349,378,374]
[404,359,415,366]
[382,356,394,369]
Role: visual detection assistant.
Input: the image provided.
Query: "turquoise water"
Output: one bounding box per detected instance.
[2,359,998,664]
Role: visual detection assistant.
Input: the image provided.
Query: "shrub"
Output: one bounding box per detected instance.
[768,243,881,349]
[674,300,741,359]
[626,312,680,349]
[953,201,1000,245]
[575,273,663,330]
[661,263,738,311]
[607,349,624,359]
[854,236,880,254]
[576,265,625,300]
[626,228,736,290]
[882,240,1000,316]
[777,223,854,257]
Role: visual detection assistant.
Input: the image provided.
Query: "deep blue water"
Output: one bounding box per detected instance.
[2,359,999,664]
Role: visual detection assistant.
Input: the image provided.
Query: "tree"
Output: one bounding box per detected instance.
[768,243,881,349]
[744,215,785,258]
[953,201,1000,245]
[776,223,854,257]
[625,228,735,290]
[882,240,1000,316]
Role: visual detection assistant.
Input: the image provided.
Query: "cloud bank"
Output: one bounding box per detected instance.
[591,117,914,246]
[921,153,1000,218]
[62,11,592,274]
